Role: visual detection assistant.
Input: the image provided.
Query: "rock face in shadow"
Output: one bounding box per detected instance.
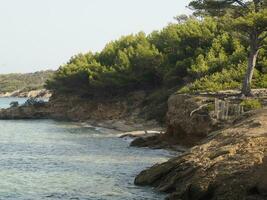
[135,108,267,200]
[166,94,215,139]
[0,104,51,119]
[131,94,220,148]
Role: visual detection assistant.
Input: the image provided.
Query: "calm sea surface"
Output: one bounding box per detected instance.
[0,98,169,200]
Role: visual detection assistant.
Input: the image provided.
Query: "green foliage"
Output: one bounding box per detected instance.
[149,17,218,84]
[240,99,262,111]
[47,15,267,97]
[234,9,267,35]
[47,32,164,97]
[254,74,267,88]
[181,62,247,92]
[0,70,54,93]
[189,0,267,95]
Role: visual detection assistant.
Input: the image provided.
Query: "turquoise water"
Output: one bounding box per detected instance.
[0,98,169,200]
[0,97,28,108]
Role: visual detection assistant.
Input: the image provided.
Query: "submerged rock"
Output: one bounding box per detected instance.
[135,108,267,200]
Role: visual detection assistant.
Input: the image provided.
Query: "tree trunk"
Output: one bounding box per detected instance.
[241,0,262,97]
[241,35,259,96]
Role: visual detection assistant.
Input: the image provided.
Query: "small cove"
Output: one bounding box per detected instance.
[0,98,170,200]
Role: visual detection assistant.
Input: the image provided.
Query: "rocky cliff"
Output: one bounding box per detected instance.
[131,91,267,148]
[0,91,161,132]
[135,107,267,200]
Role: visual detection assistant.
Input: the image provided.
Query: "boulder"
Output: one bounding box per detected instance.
[166,94,216,141]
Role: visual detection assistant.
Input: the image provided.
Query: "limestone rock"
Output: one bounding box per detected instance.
[165,94,217,146]
[135,108,267,200]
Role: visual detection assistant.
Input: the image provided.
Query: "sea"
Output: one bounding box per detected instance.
[0,97,170,200]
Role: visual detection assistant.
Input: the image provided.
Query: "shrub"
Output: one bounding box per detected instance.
[240,99,262,111]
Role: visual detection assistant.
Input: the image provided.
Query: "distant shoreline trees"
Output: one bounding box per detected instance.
[0,70,54,93]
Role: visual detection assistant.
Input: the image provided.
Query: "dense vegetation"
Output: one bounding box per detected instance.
[189,0,267,96]
[0,70,54,93]
[46,2,267,98]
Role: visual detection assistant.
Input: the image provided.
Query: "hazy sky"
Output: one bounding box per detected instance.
[0,0,191,74]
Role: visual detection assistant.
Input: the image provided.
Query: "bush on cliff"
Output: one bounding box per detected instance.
[241,99,262,111]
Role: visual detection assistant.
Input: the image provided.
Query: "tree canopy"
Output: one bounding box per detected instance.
[189,0,267,95]
[46,13,267,97]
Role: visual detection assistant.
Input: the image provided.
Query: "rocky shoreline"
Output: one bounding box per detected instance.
[0,89,52,98]
[0,91,165,133]
[0,91,267,200]
[135,109,267,200]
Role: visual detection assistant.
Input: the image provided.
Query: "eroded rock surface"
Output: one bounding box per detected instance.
[131,94,219,148]
[164,94,219,147]
[135,108,267,200]
[166,94,215,138]
[0,91,162,132]
[0,104,51,119]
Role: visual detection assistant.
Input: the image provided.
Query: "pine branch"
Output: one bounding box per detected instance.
[259,33,267,42]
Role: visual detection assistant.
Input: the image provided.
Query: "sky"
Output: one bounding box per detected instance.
[0,0,191,74]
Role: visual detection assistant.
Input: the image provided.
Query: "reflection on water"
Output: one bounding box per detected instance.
[0,117,170,200]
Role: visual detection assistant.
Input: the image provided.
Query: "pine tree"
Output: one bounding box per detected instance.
[189,0,267,95]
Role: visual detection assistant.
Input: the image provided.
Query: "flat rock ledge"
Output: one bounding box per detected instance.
[135,108,267,200]
[0,104,51,119]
